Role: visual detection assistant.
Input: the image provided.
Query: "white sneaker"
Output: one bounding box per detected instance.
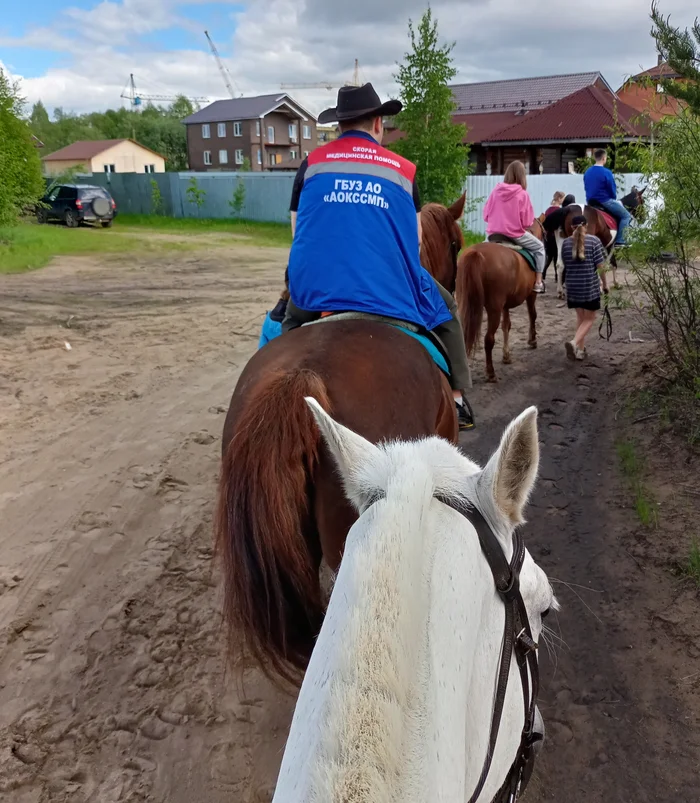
[575,346,586,360]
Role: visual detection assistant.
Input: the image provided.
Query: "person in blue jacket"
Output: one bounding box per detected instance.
[583,149,632,245]
[282,83,474,430]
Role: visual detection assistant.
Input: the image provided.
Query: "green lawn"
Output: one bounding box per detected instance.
[0,216,292,274]
[117,214,293,247]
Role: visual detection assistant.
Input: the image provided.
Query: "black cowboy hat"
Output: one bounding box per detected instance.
[318,83,402,125]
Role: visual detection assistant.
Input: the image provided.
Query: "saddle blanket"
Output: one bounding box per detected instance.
[257,311,450,375]
[487,235,538,271]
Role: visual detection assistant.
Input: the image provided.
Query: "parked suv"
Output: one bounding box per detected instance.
[37,184,117,228]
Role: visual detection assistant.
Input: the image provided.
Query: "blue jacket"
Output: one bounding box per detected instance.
[584,165,617,204]
[287,131,451,331]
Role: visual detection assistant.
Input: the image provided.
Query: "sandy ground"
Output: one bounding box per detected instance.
[0,246,698,802]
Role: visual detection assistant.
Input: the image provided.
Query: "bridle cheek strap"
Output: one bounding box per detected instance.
[438,499,541,803]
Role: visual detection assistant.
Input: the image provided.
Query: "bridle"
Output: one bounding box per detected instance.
[440,498,542,803]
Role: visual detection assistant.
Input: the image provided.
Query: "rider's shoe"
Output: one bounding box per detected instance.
[456,396,475,431]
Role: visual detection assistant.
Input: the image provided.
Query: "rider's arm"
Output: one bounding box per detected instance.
[607,169,617,199]
[289,157,309,238]
[413,180,422,245]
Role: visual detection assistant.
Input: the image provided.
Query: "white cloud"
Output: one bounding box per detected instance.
[5,0,700,116]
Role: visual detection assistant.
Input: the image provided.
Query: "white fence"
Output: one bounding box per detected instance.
[463,173,647,235]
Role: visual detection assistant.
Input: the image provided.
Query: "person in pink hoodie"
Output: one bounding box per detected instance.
[483,161,546,293]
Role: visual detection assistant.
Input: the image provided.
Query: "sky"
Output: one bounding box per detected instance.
[0,0,698,118]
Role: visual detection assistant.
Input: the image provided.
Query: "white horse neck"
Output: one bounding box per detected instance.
[273,459,526,803]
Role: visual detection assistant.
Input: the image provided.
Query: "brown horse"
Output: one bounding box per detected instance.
[455,221,543,383]
[420,193,466,293]
[556,187,646,295]
[216,201,465,686]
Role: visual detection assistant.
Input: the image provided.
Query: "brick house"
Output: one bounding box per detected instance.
[182,94,318,172]
[386,72,649,175]
[616,60,685,121]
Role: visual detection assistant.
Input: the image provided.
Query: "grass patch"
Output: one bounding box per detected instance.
[623,383,700,448]
[616,438,658,528]
[0,220,202,274]
[462,229,483,249]
[681,541,700,587]
[117,214,292,248]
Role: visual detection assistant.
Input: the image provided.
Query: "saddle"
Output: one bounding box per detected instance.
[304,311,451,377]
[486,234,538,272]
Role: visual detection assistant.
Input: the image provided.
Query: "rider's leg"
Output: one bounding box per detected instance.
[281,297,321,333]
[601,199,632,245]
[432,281,472,394]
[513,231,546,290]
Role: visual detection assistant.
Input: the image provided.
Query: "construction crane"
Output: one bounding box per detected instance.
[281,59,362,91]
[205,30,240,98]
[120,74,208,109]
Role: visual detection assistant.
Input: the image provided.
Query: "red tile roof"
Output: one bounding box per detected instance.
[626,61,680,82]
[453,111,524,144]
[482,85,650,143]
[42,139,164,161]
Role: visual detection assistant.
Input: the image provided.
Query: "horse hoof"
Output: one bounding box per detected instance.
[528,341,537,349]
[503,356,512,365]
[487,375,498,383]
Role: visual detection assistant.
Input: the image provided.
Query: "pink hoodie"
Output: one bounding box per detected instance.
[483,183,535,239]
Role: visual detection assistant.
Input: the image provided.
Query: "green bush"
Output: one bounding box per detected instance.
[0,70,45,226]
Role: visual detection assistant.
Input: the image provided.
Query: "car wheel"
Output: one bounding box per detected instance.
[101,220,113,228]
[36,209,48,224]
[64,209,79,228]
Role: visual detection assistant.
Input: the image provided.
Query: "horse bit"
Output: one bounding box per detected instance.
[441,498,542,803]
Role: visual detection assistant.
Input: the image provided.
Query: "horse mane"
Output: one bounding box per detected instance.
[309,437,481,802]
[420,203,464,287]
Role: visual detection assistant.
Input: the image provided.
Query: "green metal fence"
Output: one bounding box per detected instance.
[76,171,296,223]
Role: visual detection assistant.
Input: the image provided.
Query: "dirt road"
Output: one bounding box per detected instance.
[0,248,697,802]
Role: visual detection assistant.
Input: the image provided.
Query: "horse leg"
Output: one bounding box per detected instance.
[555,230,565,298]
[484,306,501,382]
[502,308,512,364]
[526,293,538,349]
[610,250,619,289]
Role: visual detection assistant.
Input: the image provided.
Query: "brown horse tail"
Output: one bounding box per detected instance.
[215,368,331,686]
[456,248,485,357]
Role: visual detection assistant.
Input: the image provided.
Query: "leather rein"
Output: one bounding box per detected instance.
[439,498,542,803]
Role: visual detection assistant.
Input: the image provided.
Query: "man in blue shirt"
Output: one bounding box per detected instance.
[583,149,631,245]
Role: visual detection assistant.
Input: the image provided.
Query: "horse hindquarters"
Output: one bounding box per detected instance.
[455,248,485,357]
[216,369,330,685]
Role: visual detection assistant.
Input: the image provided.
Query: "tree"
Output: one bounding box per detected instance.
[651,3,700,115]
[0,70,45,226]
[389,7,469,205]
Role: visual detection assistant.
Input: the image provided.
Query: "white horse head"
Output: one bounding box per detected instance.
[273,400,558,803]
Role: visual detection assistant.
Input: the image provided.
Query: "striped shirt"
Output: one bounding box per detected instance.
[561,234,606,304]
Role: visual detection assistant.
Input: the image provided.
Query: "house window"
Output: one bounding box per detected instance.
[269,153,276,166]
[233,121,242,137]
[219,149,229,165]
[103,164,116,173]
[290,149,298,160]
[302,125,311,140]
[218,123,226,137]
[203,150,212,165]
[303,151,309,158]
[267,125,275,144]
[289,123,298,142]
[256,120,261,137]
[235,149,244,165]
[257,148,262,165]
[202,124,211,139]
[144,164,155,173]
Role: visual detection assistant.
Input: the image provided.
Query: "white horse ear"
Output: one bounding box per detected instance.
[482,406,539,526]
[305,397,383,510]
